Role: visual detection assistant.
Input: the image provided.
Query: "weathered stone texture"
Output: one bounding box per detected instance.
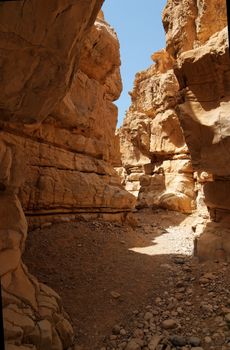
[163,0,227,57]
[0,0,104,122]
[0,13,135,218]
[118,0,230,251]
[1,139,74,350]
[0,2,134,350]
[164,0,230,259]
[118,53,195,213]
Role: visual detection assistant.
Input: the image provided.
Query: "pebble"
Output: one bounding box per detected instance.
[126,339,141,350]
[162,319,177,330]
[112,325,120,335]
[170,335,187,346]
[144,312,153,321]
[204,336,212,344]
[188,336,201,346]
[103,257,230,350]
[110,291,121,299]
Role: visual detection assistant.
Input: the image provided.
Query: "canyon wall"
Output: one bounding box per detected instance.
[118,0,230,259]
[118,47,196,214]
[164,0,230,259]
[0,2,135,350]
[1,7,135,229]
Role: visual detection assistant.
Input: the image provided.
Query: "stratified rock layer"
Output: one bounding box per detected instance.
[0,2,135,350]
[163,0,230,259]
[1,16,135,223]
[118,50,195,213]
[118,0,230,260]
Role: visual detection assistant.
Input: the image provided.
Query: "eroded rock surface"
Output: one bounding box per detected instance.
[1,139,74,350]
[0,2,135,350]
[118,0,230,260]
[163,0,227,57]
[163,0,230,259]
[118,50,196,213]
[1,13,135,226]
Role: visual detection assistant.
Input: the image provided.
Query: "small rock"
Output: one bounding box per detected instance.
[112,325,121,335]
[110,291,121,299]
[204,336,212,344]
[155,297,162,305]
[162,319,177,330]
[110,334,117,340]
[225,313,230,323]
[174,257,185,265]
[120,328,126,336]
[144,312,153,321]
[148,335,162,349]
[126,339,141,350]
[170,335,187,346]
[203,272,216,280]
[188,336,201,346]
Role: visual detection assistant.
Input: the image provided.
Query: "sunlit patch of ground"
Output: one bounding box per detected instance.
[130,225,195,256]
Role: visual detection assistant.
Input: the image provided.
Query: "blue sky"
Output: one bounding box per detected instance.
[102,0,166,127]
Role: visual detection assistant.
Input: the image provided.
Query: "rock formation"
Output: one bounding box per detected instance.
[0,6,135,229]
[118,51,196,213]
[0,2,135,349]
[118,0,230,259]
[1,0,230,348]
[166,0,229,259]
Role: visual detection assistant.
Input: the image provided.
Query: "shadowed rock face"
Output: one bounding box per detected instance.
[163,0,230,259]
[174,27,230,259]
[0,0,104,122]
[0,2,135,350]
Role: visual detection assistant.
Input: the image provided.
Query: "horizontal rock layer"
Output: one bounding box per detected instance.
[0,3,134,350]
[0,15,135,218]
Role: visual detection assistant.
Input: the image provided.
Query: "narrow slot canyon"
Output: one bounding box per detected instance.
[1,1,230,350]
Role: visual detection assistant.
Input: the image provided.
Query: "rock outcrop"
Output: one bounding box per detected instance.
[164,0,230,259]
[163,0,227,57]
[118,0,230,259]
[118,50,196,213]
[175,28,229,218]
[1,8,135,227]
[0,2,135,350]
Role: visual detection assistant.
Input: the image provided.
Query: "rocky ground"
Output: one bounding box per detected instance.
[23,209,230,350]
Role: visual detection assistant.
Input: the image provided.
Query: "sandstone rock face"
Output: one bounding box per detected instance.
[0,2,135,349]
[163,0,227,57]
[174,28,230,258]
[0,0,104,123]
[0,11,135,224]
[175,28,229,196]
[163,0,229,258]
[119,0,230,260]
[117,0,230,260]
[1,139,74,350]
[118,52,196,213]
[119,50,195,213]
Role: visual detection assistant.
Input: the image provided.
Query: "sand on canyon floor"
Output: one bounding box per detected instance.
[23,209,230,350]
